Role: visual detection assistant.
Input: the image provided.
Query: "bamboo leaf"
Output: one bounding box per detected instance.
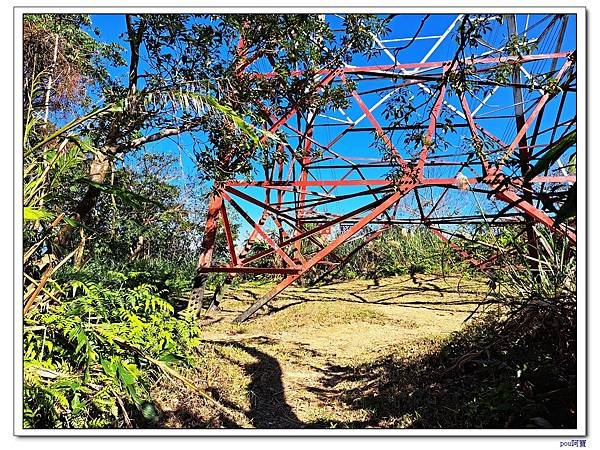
[525,130,576,182]
[554,182,576,226]
[30,103,114,153]
[77,179,166,209]
[24,207,55,222]
[197,94,263,148]
[62,216,80,227]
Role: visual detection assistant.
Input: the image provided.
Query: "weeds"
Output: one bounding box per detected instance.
[23,272,203,428]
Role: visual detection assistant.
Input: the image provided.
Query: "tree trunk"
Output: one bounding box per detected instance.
[56,16,145,247]
[130,235,145,261]
[186,193,223,318]
[55,144,117,247]
[42,32,59,129]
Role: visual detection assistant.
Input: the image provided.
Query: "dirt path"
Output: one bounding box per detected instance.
[155,274,491,428]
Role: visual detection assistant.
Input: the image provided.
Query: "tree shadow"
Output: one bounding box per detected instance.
[305,314,577,429]
[257,296,486,317]
[350,292,369,303]
[158,403,241,429]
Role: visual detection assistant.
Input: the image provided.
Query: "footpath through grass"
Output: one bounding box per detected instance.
[151,273,507,428]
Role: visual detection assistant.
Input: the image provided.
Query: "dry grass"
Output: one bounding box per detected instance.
[152,273,493,428]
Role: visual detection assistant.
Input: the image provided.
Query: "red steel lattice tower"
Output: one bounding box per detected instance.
[187,13,578,322]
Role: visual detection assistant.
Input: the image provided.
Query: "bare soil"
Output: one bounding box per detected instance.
[152,273,491,428]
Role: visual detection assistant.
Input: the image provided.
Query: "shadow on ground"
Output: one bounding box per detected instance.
[308,314,577,429]
[158,276,575,430]
[158,314,575,429]
[237,341,304,428]
[158,337,305,429]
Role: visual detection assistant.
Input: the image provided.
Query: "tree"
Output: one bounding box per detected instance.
[83,153,204,266]
[34,14,393,231]
[23,14,124,124]
[24,13,395,315]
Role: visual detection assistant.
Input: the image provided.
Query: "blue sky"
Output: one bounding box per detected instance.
[88,13,577,247]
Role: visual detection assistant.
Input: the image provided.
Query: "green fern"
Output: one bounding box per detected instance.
[23,272,202,428]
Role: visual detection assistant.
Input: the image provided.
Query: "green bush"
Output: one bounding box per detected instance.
[23,272,201,428]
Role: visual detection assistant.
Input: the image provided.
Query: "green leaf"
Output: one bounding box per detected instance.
[101,358,116,378]
[30,103,113,153]
[141,402,159,421]
[525,130,576,182]
[110,399,119,419]
[117,362,136,386]
[203,96,262,148]
[77,179,165,209]
[554,182,576,226]
[24,207,55,222]
[74,329,88,354]
[71,393,84,415]
[62,216,80,227]
[108,100,126,113]
[158,352,183,363]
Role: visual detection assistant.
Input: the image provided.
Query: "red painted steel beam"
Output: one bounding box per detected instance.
[494,188,576,244]
[191,20,576,323]
[310,225,390,286]
[340,73,411,172]
[251,52,571,78]
[188,55,340,302]
[234,188,411,322]
[188,192,225,316]
[428,226,486,270]
[224,190,343,265]
[219,204,239,267]
[256,69,340,144]
[225,186,298,223]
[221,191,298,268]
[226,175,574,188]
[228,189,336,265]
[274,120,396,219]
[237,208,270,262]
[199,267,301,275]
[240,191,399,266]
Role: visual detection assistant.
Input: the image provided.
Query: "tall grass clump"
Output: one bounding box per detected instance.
[437,226,577,427]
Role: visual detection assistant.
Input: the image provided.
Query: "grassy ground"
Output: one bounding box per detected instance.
[151,273,507,428]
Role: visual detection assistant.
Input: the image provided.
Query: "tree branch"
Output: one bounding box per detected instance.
[126,14,145,94]
[128,118,203,149]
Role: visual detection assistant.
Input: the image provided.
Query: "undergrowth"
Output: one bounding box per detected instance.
[23,270,202,428]
[325,230,577,429]
[327,304,576,429]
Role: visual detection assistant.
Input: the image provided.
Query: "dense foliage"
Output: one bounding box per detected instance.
[24,273,201,428]
[335,226,464,281]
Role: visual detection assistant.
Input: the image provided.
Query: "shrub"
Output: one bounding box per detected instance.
[23,273,201,428]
